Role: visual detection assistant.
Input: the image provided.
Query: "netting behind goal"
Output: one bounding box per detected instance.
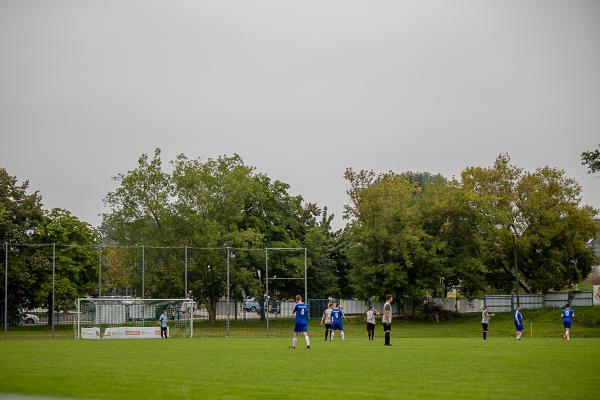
[75,298,194,339]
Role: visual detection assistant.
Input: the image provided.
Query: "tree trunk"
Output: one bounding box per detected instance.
[206,298,217,324]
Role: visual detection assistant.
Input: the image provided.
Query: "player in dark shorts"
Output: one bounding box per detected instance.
[382,294,393,346]
[321,303,333,341]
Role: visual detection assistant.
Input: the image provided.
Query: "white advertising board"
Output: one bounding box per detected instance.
[103,326,166,339]
[81,327,101,339]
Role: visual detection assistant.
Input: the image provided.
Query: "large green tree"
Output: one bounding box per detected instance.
[344,169,429,312]
[32,209,98,325]
[103,150,340,322]
[461,154,598,293]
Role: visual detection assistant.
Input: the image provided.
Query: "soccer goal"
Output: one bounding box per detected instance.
[75,298,195,339]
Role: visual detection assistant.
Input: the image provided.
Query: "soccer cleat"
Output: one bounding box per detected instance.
[307,345,310,349]
[288,346,296,349]
[563,333,567,341]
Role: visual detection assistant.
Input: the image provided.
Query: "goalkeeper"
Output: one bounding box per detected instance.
[158,310,168,338]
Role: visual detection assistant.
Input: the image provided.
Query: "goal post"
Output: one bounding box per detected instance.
[75,298,194,339]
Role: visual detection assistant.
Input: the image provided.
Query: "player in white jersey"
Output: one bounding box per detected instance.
[365,305,380,340]
[320,303,333,341]
[382,294,393,346]
[481,306,495,340]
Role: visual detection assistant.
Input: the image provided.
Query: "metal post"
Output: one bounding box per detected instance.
[226,247,230,338]
[304,248,308,307]
[141,245,145,298]
[265,248,269,337]
[52,243,56,339]
[4,243,7,340]
[513,236,519,306]
[98,245,102,298]
[190,300,194,338]
[184,246,188,298]
[76,298,80,339]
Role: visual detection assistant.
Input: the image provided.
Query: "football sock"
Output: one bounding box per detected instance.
[483,330,487,340]
[341,331,345,341]
[305,335,310,347]
[331,331,335,340]
[291,337,297,348]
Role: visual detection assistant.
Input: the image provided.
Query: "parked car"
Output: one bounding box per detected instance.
[242,300,261,313]
[20,312,40,325]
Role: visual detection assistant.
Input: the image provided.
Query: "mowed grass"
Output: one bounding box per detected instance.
[1,308,599,399]
[1,336,598,400]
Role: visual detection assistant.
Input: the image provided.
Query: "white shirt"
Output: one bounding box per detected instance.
[481,309,490,324]
[366,310,376,324]
[322,308,332,324]
[382,303,392,324]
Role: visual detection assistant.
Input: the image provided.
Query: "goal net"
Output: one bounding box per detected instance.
[75,298,194,339]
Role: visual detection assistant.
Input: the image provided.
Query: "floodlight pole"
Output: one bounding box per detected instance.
[304,248,308,305]
[4,243,8,340]
[226,247,231,338]
[513,235,519,307]
[98,245,102,298]
[141,245,145,298]
[52,243,56,339]
[265,248,269,337]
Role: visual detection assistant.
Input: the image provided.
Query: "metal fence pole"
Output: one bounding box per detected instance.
[52,243,55,339]
[184,246,188,298]
[98,245,102,298]
[141,245,145,298]
[226,247,230,338]
[265,248,269,337]
[4,243,7,340]
[513,235,519,306]
[304,248,308,306]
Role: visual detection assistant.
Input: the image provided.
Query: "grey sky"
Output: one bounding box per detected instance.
[1,0,599,229]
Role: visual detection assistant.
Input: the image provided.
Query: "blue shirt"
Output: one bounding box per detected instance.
[514,310,523,324]
[159,313,168,328]
[331,307,344,323]
[293,303,309,324]
[562,308,574,322]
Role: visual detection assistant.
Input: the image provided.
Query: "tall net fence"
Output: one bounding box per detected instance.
[1,243,309,339]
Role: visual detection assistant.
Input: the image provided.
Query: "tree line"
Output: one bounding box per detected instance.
[1,146,598,323]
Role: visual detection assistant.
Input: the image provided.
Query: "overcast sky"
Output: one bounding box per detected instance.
[1,0,599,230]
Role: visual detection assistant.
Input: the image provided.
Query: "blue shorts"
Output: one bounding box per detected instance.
[563,321,572,329]
[294,322,308,333]
[514,322,524,331]
[332,321,343,331]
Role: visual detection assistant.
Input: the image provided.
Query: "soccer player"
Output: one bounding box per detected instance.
[561,304,574,341]
[365,305,380,340]
[383,294,393,346]
[320,303,333,341]
[290,295,310,349]
[158,310,168,339]
[481,306,495,340]
[513,305,524,340]
[330,303,347,341]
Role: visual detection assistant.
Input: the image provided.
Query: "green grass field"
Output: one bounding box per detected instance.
[1,308,599,399]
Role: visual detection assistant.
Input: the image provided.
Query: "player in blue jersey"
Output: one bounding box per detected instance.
[513,305,524,340]
[289,295,310,349]
[561,304,574,341]
[330,303,347,341]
